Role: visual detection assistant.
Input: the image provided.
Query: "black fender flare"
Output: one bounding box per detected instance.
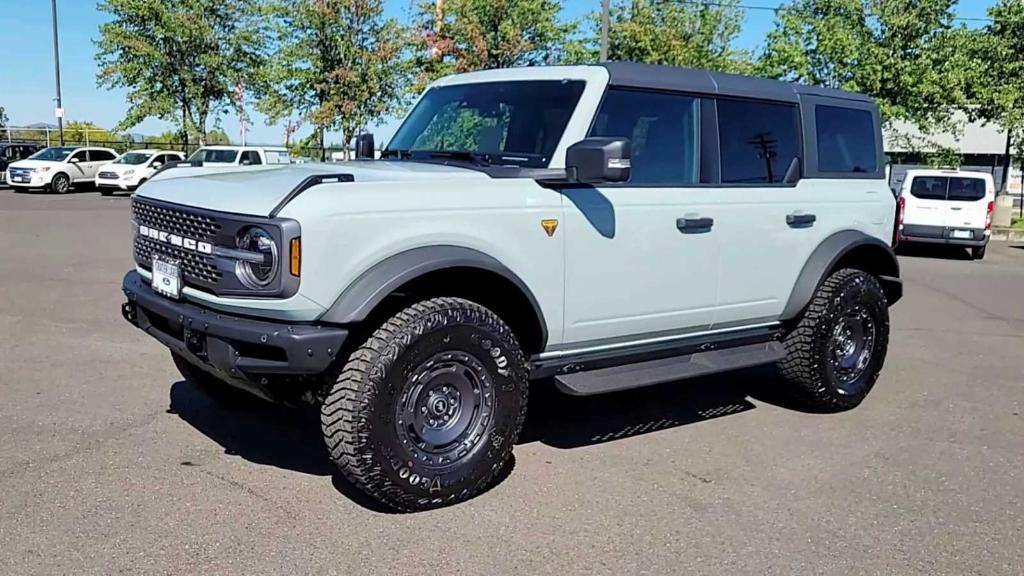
[781,230,901,321]
[320,245,548,345]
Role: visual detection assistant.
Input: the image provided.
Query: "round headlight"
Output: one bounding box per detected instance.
[236,227,278,288]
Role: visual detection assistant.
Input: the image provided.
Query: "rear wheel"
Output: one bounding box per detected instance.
[51,173,71,194]
[777,268,890,412]
[321,297,529,511]
[971,244,987,260]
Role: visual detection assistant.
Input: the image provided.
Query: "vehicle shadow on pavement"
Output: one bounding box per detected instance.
[167,369,799,510]
[167,380,398,513]
[519,366,798,449]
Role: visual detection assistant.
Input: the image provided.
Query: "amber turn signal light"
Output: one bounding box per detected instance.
[290,238,301,277]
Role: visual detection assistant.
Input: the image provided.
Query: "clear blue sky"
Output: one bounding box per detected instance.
[0,0,998,146]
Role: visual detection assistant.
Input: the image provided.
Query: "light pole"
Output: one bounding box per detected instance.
[600,0,610,61]
[51,0,65,146]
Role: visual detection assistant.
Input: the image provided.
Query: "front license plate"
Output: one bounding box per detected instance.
[13,177,28,183]
[152,256,182,299]
[951,229,972,239]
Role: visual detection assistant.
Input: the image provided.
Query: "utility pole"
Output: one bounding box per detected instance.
[50,0,65,146]
[600,0,610,62]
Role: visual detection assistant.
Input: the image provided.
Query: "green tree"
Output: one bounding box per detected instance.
[565,0,752,73]
[963,0,1024,193]
[62,121,123,147]
[95,0,263,148]
[143,128,232,150]
[255,0,410,160]
[759,0,971,130]
[412,0,574,87]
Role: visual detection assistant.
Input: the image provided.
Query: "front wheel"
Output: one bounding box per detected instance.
[777,268,890,412]
[321,297,529,511]
[50,173,71,194]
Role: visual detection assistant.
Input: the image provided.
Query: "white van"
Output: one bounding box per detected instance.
[897,169,995,260]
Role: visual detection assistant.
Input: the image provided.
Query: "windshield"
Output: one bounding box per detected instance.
[28,147,77,162]
[189,148,238,163]
[386,80,586,168]
[115,152,153,165]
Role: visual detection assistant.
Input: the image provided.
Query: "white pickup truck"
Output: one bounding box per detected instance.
[187,146,291,166]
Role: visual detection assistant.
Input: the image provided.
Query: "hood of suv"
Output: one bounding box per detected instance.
[8,159,64,171]
[137,161,490,216]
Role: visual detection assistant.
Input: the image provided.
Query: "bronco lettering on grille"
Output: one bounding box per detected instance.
[138,225,213,255]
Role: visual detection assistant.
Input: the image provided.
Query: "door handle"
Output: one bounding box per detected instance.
[677,216,714,233]
[786,213,816,227]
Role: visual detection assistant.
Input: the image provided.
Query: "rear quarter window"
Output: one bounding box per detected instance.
[815,106,877,173]
[908,176,949,200]
[947,177,986,201]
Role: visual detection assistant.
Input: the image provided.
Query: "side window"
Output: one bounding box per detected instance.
[94,150,117,162]
[588,89,700,185]
[717,99,800,184]
[241,150,262,165]
[70,150,88,163]
[947,177,986,201]
[909,176,948,200]
[816,106,877,173]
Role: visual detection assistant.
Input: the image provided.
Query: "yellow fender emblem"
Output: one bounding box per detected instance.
[541,219,559,237]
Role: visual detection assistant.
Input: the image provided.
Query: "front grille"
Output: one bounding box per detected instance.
[132,199,222,243]
[8,167,33,179]
[134,235,223,285]
[98,171,119,180]
[132,199,224,290]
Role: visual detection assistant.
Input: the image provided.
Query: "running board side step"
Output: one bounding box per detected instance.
[554,341,786,396]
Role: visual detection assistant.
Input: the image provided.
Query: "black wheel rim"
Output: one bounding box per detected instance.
[827,305,876,394]
[395,351,493,468]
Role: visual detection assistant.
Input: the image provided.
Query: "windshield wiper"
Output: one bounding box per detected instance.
[428,151,491,166]
[380,148,412,159]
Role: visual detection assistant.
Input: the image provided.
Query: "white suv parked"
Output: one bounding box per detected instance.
[120,63,902,511]
[6,146,118,193]
[896,169,995,259]
[95,149,185,195]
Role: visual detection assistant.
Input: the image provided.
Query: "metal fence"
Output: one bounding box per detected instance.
[3,126,356,161]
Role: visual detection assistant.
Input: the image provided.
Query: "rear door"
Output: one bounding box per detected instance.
[944,176,990,232]
[903,175,949,228]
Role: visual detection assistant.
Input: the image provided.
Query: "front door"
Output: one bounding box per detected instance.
[561,89,718,346]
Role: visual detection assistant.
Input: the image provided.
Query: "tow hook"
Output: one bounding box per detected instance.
[121,301,137,324]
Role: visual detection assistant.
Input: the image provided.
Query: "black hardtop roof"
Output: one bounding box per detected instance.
[598,61,873,104]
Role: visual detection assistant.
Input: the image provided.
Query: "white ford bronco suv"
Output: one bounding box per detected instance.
[121,63,902,511]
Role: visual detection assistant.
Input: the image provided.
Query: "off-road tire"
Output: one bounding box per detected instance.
[51,173,71,194]
[171,352,250,405]
[777,268,890,412]
[321,297,529,512]
[971,245,987,260]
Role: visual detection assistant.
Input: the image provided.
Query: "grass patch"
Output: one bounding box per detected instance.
[1012,216,1024,230]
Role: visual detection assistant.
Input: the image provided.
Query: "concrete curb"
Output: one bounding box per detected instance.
[991,228,1024,242]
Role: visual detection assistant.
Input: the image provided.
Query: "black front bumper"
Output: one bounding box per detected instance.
[122,271,347,398]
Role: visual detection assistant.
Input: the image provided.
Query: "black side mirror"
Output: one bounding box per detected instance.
[355,133,375,159]
[565,137,631,184]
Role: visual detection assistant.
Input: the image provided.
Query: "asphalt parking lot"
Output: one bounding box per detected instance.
[1,186,1022,575]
